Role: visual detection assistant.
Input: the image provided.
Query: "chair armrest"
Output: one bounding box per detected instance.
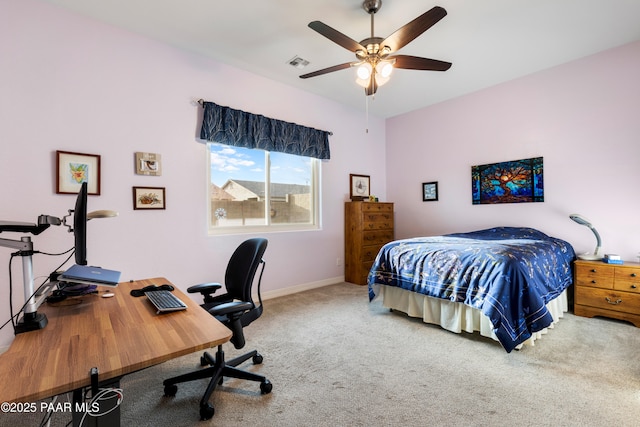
[187,282,222,295]
[208,301,253,317]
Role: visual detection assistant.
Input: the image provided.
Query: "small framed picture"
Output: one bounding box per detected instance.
[422,181,438,202]
[56,150,101,195]
[133,186,166,210]
[135,152,162,176]
[350,174,370,201]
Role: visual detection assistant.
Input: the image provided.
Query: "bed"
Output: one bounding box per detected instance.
[368,227,575,352]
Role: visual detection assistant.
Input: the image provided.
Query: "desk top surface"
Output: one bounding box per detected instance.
[0,277,232,403]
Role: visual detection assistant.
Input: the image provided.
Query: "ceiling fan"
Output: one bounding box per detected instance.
[300,0,452,96]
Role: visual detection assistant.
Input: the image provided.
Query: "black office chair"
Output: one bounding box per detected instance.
[163,238,272,420]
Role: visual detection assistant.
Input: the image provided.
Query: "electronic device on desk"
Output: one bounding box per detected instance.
[0,182,118,333]
[603,254,623,264]
[60,264,121,287]
[145,290,187,314]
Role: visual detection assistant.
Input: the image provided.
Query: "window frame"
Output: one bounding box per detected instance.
[207,143,321,235]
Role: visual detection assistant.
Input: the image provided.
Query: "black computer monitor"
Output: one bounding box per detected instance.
[73,182,88,265]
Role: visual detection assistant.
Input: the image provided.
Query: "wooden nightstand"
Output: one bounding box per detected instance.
[573,259,640,327]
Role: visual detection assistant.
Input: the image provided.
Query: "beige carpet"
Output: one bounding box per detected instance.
[6,283,640,426]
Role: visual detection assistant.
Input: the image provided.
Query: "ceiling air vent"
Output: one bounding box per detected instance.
[287,56,310,69]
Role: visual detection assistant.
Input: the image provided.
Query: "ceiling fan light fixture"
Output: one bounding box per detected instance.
[356,62,372,80]
[376,60,394,78]
[303,4,451,97]
[375,72,390,87]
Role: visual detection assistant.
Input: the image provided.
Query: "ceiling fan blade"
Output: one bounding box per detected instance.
[392,55,452,71]
[381,6,447,52]
[308,21,366,53]
[299,62,353,79]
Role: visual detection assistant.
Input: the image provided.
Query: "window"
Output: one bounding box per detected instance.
[208,143,320,233]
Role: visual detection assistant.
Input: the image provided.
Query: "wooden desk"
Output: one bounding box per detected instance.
[0,277,232,403]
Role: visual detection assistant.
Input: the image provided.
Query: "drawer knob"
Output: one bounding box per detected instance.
[632,285,637,289]
[590,280,597,284]
[631,273,637,277]
[605,297,623,305]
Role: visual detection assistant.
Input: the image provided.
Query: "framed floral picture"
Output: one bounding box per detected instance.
[133,186,166,210]
[349,174,370,201]
[56,151,101,195]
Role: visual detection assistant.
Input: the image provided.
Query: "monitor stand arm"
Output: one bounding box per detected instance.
[0,216,63,334]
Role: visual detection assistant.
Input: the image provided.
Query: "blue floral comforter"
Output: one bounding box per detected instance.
[368,227,575,352]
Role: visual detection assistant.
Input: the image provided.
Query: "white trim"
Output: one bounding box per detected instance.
[260,276,344,301]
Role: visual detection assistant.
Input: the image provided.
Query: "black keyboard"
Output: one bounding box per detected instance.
[145,290,187,313]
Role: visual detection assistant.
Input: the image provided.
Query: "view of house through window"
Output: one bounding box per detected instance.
[208,143,319,231]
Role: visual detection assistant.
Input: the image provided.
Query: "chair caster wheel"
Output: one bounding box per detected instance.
[252,353,263,364]
[260,379,273,394]
[164,384,178,397]
[200,355,208,366]
[200,403,215,420]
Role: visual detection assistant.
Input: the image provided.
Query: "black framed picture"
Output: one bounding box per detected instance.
[422,181,438,202]
[350,174,370,201]
[133,186,166,210]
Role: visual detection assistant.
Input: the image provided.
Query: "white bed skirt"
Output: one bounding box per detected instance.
[377,285,568,348]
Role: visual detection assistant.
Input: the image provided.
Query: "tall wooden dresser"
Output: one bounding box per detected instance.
[573,259,640,327]
[344,201,394,285]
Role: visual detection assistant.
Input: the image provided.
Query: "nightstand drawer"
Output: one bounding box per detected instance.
[575,286,640,315]
[574,263,614,289]
[614,267,640,293]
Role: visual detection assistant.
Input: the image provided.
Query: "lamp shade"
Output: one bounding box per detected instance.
[87,210,119,220]
[355,62,372,84]
[376,61,393,79]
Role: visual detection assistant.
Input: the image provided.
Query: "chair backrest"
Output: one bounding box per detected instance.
[224,238,268,304]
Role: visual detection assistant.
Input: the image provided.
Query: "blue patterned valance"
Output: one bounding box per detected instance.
[199,101,331,160]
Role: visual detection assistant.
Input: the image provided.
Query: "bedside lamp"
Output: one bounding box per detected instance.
[569,214,602,260]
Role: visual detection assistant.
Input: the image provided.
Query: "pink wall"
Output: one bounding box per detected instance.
[2,0,638,352]
[0,0,386,349]
[386,40,640,262]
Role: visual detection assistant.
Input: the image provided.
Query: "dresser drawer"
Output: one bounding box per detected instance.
[361,203,393,213]
[614,267,640,293]
[362,230,394,246]
[362,244,384,262]
[574,263,614,289]
[363,212,394,230]
[575,286,640,315]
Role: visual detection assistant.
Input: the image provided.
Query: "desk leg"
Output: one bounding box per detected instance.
[71,377,122,427]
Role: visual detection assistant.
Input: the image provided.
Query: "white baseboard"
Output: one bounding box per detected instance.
[259,276,344,301]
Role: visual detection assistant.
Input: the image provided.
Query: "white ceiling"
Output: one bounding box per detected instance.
[43,0,640,118]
